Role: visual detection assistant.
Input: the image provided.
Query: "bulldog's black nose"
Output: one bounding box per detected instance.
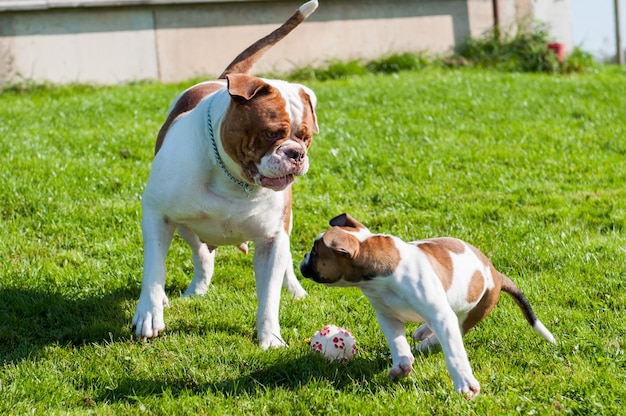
[286,148,305,163]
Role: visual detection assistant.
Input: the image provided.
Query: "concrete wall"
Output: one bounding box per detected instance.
[0,0,572,85]
[497,0,573,51]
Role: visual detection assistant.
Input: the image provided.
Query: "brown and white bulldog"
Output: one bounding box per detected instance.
[132,1,319,349]
[300,213,555,398]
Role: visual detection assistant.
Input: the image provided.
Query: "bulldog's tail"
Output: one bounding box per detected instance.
[500,274,556,344]
[218,0,318,79]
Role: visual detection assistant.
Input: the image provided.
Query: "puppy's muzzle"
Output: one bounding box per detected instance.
[299,254,320,282]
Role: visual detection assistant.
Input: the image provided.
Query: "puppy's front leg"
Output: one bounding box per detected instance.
[426,307,480,398]
[253,233,290,349]
[132,207,176,340]
[375,311,414,380]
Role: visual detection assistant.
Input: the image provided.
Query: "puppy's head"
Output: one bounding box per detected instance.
[221,73,318,191]
[300,213,400,286]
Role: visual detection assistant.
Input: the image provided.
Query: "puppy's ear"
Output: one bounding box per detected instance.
[322,228,359,258]
[329,213,366,230]
[227,73,270,101]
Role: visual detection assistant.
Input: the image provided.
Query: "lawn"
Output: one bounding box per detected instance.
[0,67,625,414]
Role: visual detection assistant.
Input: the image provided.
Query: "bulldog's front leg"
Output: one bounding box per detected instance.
[376,312,415,380]
[253,233,291,349]
[132,208,176,340]
[425,308,481,399]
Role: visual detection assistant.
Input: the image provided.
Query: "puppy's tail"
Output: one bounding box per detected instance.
[500,273,556,344]
[218,0,318,79]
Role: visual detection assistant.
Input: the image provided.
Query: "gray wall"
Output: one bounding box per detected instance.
[0,0,572,85]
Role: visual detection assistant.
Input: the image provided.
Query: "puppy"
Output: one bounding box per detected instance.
[300,213,555,398]
[132,1,319,349]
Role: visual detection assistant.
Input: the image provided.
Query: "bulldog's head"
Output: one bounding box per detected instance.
[221,73,318,191]
[300,213,401,286]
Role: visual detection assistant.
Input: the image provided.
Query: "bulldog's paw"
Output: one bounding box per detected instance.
[287,285,307,300]
[454,375,481,399]
[258,333,287,350]
[182,278,210,297]
[132,290,169,340]
[388,356,414,381]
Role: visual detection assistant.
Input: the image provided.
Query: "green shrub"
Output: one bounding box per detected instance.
[454,20,562,73]
[286,59,367,82]
[366,52,430,74]
[276,22,599,82]
[562,47,600,73]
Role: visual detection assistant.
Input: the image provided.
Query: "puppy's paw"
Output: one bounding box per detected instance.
[132,290,169,340]
[454,375,481,399]
[414,335,441,354]
[388,356,414,381]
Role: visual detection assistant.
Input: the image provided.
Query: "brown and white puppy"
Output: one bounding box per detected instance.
[300,213,555,398]
[132,1,319,349]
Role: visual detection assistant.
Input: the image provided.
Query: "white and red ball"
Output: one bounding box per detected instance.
[310,324,357,362]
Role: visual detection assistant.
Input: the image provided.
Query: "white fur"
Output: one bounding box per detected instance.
[354,238,480,397]
[132,83,311,348]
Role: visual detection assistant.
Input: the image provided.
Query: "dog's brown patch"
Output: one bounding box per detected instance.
[221,76,293,182]
[299,88,319,135]
[466,270,485,304]
[417,239,459,291]
[461,264,503,335]
[355,236,402,280]
[315,230,360,283]
[315,232,401,283]
[329,213,366,231]
[468,244,493,268]
[155,82,224,155]
[282,187,292,234]
[218,6,312,79]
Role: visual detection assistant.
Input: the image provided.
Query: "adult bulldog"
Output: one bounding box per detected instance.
[132,1,319,349]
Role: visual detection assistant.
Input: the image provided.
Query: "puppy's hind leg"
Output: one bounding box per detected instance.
[412,324,441,353]
[412,324,433,342]
[179,225,216,296]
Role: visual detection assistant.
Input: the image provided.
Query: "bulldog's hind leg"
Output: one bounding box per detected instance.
[179,225,216,297]
[282,252,307,299]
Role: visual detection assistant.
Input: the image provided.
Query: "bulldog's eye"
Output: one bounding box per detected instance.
[264,130,285,141]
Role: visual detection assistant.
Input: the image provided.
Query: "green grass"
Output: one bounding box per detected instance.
[1,67,626,414]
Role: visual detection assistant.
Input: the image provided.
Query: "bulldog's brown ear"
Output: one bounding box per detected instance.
[300,87,319,134]
[329,213,366,230]
[226,73,270,101]
[322,228,359,258]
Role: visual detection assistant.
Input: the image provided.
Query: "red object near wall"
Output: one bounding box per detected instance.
[547,42,566,62]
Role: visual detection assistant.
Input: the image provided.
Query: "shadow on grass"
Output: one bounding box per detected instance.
[0,287,135,363]
[98,354,392,404]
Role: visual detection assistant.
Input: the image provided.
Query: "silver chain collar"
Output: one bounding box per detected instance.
[207,95,253,196]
